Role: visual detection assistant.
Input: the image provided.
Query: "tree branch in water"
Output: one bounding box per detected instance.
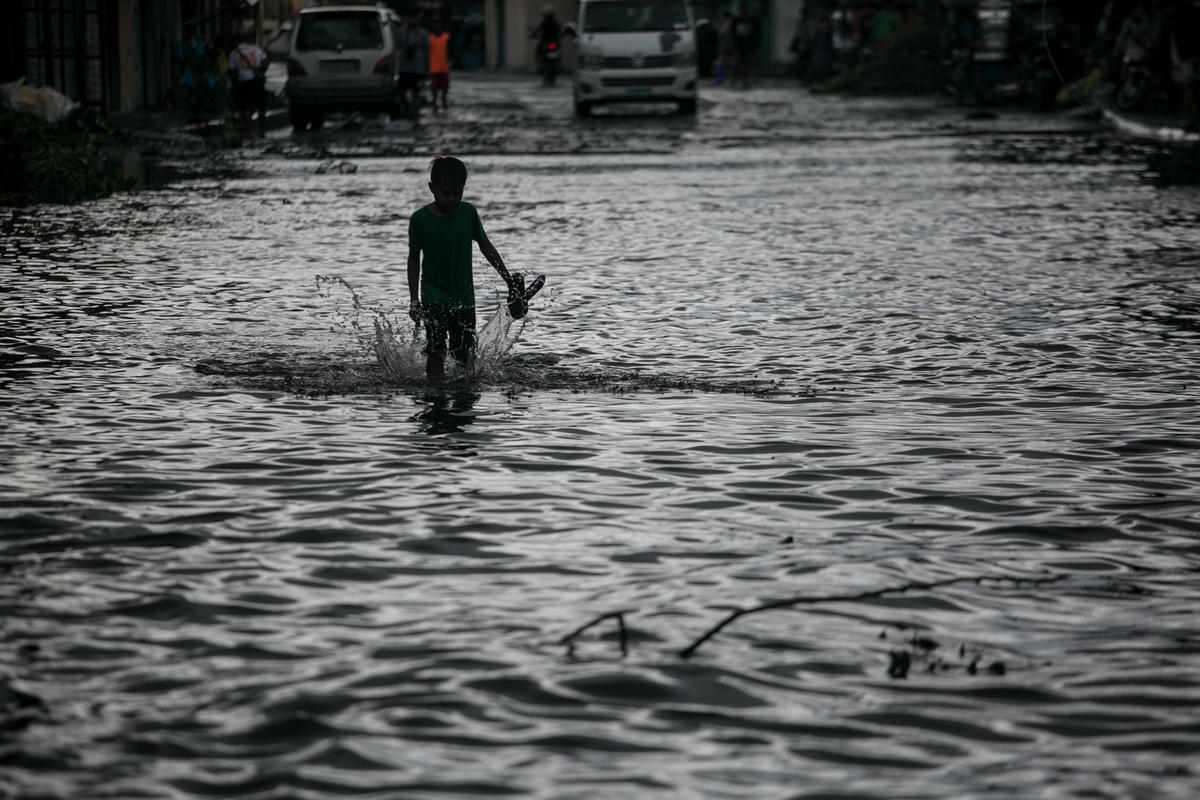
[559,611,628,655]
[678,573,1071,659]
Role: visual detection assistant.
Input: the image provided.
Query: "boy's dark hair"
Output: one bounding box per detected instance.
[430,156,467,185]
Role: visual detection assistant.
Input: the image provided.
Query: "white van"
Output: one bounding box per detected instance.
[567,0,698,117]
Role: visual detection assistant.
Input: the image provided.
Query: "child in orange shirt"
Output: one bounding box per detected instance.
[429,17,451,112]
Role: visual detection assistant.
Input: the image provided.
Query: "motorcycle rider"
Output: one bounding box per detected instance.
[530,6,562,85]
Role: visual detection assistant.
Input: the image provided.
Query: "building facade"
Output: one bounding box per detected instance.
[1,0,294,115]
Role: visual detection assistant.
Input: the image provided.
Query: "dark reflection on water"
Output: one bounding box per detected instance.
[953,129,1200,188]
[415,390,482,436]
[2,80,1200,799]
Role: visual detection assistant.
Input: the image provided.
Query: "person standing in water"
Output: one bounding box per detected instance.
[395,10,429,124]
[714,12,736,85]
[428,16,452,112]
[732,5,762,88]
[227,27,269,137]
[407,157,514,380]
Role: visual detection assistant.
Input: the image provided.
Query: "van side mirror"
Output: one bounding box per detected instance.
[563,22,577,39]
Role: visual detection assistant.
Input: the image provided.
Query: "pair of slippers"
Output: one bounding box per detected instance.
[506,272,545,320]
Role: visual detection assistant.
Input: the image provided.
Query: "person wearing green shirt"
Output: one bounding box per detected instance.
[871,3,901,43]
[407,156,514,380]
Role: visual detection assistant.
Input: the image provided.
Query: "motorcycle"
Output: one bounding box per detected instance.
[538,39,561,86]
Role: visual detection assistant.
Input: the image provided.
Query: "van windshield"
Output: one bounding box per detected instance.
[581,0,690,33]
[296,12,384,51]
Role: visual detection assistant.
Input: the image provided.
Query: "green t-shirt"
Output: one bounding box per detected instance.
[408,202,486,308]
[871,11,900,41]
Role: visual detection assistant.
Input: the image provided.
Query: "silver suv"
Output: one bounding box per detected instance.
[285,5,404,131]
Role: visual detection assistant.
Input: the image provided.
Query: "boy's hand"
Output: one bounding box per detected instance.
[505,271,524,295]
[408,301,422,323]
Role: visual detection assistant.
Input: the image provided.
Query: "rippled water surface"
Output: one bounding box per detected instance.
[3,77,1200,799]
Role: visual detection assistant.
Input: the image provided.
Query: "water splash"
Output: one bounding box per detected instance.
[196,276,792,396]
[315,274,388,353]
[373,316,425,382]
[474,296,526,370]
[319,275,525,384]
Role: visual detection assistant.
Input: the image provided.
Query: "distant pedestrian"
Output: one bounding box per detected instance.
[714,12,736,85]
[407,157,516,380]
[696,17,719,78]
[871,2,900,44]
[429,16,452,112]
[862,1,900,63]
[733,5,762,88]
[790,8,812,82]
[806,10,836,82]
[1168,2,1200,130]
[1112,4,1154,70]
[396,11,429,123]
[227,27,268,137]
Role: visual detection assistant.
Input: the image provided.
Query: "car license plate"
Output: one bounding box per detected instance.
[320,59,359,74]
[625,87,651,96]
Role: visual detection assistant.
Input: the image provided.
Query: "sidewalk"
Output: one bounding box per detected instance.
[1100,105,1200,144]
[1090,83,1200,145]
[126,68,542,140]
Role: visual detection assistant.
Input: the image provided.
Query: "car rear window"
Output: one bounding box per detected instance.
[296,12,384,51]
[582,0,689,33]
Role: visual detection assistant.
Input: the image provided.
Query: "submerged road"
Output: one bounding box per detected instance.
[3,72,1200,800]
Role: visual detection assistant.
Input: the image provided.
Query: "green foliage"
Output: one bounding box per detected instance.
[0,108,136,206]
[823,15,944,96]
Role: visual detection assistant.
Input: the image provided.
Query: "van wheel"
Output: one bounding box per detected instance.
[677,97,697,115]
[310,113,326,131]
[289,106,310,132]
[574,99,593,117]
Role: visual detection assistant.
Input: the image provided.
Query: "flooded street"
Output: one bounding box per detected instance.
[3,75,1200,799]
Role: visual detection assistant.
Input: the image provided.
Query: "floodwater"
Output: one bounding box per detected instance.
[3,75,1200,799]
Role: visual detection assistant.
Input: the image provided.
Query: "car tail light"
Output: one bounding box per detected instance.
[548,42,557,51]
[374,54,394,74]
[287,58,307,77]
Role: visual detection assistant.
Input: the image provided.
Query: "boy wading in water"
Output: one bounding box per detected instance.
[408,157,513,380]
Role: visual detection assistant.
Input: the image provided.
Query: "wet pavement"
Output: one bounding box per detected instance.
[147,69,1111,156]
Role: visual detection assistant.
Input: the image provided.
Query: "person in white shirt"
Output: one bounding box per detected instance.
[227,28,269,137]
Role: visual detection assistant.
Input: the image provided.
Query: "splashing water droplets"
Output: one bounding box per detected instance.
[473,288,527,371]
[315,274,387,352]
[210,276,785,396]
[318,275,526,385]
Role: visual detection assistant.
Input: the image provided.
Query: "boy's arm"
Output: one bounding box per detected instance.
[478,237,513,285]
[407,249,421,320]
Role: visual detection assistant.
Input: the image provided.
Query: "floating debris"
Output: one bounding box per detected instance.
[314,159,357,174]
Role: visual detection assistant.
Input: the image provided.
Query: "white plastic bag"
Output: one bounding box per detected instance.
[0,77,79,123]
